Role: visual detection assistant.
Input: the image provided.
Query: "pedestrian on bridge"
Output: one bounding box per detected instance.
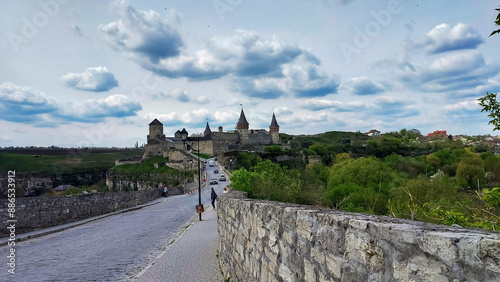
[211,188,218,210]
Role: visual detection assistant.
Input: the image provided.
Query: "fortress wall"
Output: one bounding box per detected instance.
[217,191,500,282]
[247,130,271,145]
[214,132,239,143]
[0,188,162,236]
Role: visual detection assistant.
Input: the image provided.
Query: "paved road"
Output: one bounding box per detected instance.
[1,161,227,282]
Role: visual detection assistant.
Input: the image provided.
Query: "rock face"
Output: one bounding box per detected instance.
[0,171,106,197]
[217,191,500,282]
[105,170,184,194]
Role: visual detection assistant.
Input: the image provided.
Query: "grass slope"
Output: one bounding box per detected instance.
[0,148,145,175]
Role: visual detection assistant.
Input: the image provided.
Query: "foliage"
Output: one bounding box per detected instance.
[334,152,351,164]
[478,92,500,130]
[110,156,180,174]
[456,154,485,190]
[490,6,500,37]
[231,160,303,203]
[389,176,460,222]
[0,149,144,175]
[264,145,283,155]
[236,151,262,170]
[326,157,394,214]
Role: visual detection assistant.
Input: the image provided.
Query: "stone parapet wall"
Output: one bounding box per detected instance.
[217,191,500,281]
[0,188,162,236]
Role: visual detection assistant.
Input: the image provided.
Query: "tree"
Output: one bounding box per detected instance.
[478,92,500,130]
[456,154,485,190]
[478,8,500,127]
[426,153,441,170]
[490,6,500,37]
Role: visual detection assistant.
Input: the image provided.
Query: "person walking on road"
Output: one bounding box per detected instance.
[211,187,218,210]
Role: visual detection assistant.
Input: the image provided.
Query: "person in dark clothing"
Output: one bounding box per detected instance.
[211,187,218,209]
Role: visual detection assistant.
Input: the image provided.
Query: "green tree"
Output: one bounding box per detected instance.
[334,152,351,164]
[490,6,500,37]
[389,176,459,221]
[456,154,485,190]
[426,154,441,171]
[326,157,393,214]
[231,160,303,203]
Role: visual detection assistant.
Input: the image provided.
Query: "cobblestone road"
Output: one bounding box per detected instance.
[0,169,223,282]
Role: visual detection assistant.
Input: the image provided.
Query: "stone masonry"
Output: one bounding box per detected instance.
[217,191,500,282]
[0,188,162,236]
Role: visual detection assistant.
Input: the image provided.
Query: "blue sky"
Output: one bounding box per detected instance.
[1,0,500,147]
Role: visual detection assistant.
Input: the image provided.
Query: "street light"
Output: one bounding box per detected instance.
[197,136,202,221]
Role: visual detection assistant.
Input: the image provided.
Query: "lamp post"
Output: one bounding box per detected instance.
[197,136,202,221]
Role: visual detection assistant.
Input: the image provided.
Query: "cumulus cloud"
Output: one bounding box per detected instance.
[344,77,385,95]
[0,82,59,125]
[144,108,210,126]
[232,50,339,98]
[279,112,329,128]
[99,0,183,63]
[284,63,339,97]
[399,51,499,93]
[302,98,365,112]
[69,94,142,122]
[214,110,239,124]
[100,14,339,98]
[368,96,420,118]
[154,88,190,102]
[61,67,119,92]
[406,23,483,54]
[234,77,286,99]
[139,30,309,80]
[0,82,141,125]
[274,107,293,115]
[443,100,480,112]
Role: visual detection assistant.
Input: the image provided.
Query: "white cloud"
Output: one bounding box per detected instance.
[443,100,480,112]
[405,23,483,54]
[399,51,499,93]
[99,0,183,63]
[61,66,119,92]
[344,76,385,95]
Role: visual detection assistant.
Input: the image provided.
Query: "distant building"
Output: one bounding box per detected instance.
[364,129,381,137]
[427,130,447,138]
[142,109,282,159]
[53,185,72,194]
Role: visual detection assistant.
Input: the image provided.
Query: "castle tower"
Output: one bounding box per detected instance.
[147,118,165,144]
[204,121,212,136]
[237,109,249,144]
[269,113,280,144]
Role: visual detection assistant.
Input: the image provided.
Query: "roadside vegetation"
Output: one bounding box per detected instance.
[230,130,500,231]
[0,148,145,175]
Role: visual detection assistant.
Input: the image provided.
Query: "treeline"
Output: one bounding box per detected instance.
[231,134,500,230]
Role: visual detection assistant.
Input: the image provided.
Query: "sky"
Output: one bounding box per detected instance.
[1,0,500,148]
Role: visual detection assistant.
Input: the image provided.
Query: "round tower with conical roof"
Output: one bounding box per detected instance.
[237,109,249,144]
[269,113,280,144]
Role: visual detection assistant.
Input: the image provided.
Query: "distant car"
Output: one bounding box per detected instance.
[219,174,226,181]
[210,178,218,185]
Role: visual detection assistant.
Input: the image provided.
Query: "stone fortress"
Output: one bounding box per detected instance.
[142,109,281,161]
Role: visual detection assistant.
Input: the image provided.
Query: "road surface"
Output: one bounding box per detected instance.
[1,161,227,282]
